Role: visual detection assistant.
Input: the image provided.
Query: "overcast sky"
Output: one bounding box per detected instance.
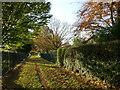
[48,0,86,24]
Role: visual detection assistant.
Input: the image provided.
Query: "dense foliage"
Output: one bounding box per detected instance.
[74,1,120,43]
[2,2,52,51]
[57,40,120,88]
[33,18,71,53]
[33,26,62,53]
[2,51,29,74]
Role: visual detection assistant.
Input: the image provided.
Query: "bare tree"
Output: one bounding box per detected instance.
[33,18,74,52]
[48,18,73,44]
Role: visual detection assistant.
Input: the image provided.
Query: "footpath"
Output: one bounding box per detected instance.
[2,55,112,89]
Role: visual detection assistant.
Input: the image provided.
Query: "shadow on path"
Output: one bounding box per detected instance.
[2,62,26,89]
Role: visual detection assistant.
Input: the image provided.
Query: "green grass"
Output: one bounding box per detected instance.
[37,58,111,89]
[28,55,40,60]
[3,55,114,89]
[14,62,43,89]
[3,60,43,89]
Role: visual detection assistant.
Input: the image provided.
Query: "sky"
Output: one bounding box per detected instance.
[47,0,115,24]
[47,0,87,44]
[48,0,85,25]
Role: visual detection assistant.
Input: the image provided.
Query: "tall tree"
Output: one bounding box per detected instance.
[74,1,120,42]
[33,26,62,53]
[48,18,72,44]
[33,18,72,52]
[2,2,52,51]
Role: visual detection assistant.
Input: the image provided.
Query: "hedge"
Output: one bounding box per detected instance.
[2,51,29,75]
[40,52,57,63]
[56,40,120,87]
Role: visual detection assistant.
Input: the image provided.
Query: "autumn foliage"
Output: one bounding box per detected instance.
[75,1,120,37]
[33,26,62,52]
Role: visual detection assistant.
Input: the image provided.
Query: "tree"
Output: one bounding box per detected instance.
[2,2,52,51]
[74,1,120,42]
[111,1,120,40]
[48,18,72,44]
[33,26,62,53]
[33,18,73,52]
[73,38,86,46]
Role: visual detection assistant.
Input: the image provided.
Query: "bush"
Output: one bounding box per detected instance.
[56,40,120,87]
[40,52,57,63]
[56,48,66,66]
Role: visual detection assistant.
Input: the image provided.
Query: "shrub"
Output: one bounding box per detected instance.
[57,40,120,87]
